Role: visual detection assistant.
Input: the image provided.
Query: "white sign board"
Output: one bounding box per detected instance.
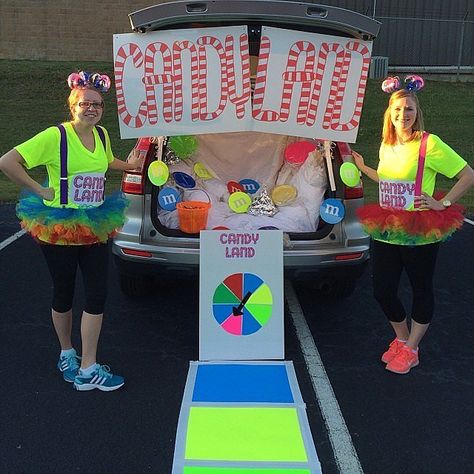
[251,26,372,142]
[113,26,372,142]
[199,230,284,361]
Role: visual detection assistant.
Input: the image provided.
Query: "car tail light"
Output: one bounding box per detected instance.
[122,248,152,257]
[344,182,364,199]
[336,142,352,158]
[121,137,153,195]
[121,173,145,195]
[335,142,364,200]
[335,252,363,261]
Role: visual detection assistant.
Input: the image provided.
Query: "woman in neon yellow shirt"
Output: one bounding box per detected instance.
[0,71,142,391]
[352,75,474,374]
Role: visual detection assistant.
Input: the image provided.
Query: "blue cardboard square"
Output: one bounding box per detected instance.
[192,364,294,403]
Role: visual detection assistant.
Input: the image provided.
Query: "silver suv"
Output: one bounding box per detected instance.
[112,0,380,298]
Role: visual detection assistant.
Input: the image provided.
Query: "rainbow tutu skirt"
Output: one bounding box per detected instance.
[16,191,129,245]
[357,197,464,246]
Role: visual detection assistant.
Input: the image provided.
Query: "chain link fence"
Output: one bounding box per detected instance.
[310,0,474,78]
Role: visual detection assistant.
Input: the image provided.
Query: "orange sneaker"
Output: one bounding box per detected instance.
[381,338,406,364]
[386,345,419,374]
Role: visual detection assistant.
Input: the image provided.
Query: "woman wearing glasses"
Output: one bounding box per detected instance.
[0,71,141,391]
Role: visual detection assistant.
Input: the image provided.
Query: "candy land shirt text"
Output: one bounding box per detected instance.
[379,179,415,210]
[70,173,105,207]
[220,232,259,258]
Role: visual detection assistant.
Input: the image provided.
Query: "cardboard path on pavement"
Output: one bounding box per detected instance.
[172,231,321,473]
[172,361,321,473]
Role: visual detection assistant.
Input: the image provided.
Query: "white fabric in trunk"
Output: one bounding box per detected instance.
[157,132,327,232]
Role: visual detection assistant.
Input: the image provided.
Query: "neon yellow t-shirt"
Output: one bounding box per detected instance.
[377,134,466,210]
[15,122,114,209]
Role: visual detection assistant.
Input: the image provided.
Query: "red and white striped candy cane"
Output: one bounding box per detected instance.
[114,43,147,128]
[225,34,251,119]
[325,46,351,129]
[329,41,371,131]
[197,36,228,120]
[252,35,279,122]
[172,40,199,122]
[280,41,317,123]
[306,42,345,128]
[321,43,349,129]
[143,42,173,124]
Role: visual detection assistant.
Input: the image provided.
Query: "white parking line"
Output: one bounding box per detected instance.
[0,229,26,251]
[285,280,364,474]
[464,217,474,226]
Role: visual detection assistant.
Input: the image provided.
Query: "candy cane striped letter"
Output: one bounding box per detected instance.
[252,35,279,122]
[114,43,147,128]
[225,34,252,119]
[172,40,199,121]
[327,41,371,132]
[305,42,345,127]
[197,36,229,120]
[319,43,346,129]
[143,42,174,124]
[280,41,317,123]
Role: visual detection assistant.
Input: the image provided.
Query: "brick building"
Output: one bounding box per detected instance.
[0,0,158,61]
[1,0,473,67]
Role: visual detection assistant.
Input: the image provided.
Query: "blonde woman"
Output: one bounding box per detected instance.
[352,76,474,374]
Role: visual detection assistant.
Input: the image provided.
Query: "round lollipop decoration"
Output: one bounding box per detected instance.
[271,184,297,206]
[147,161,169,186]
[339,162,360,188]
[284,141,317,166]
[173,172,196,189]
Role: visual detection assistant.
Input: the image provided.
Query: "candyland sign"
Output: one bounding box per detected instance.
[113,25,372,142]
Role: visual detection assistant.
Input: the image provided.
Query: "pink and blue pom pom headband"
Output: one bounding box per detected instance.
[67,71,111,93]
[382,75,425,94]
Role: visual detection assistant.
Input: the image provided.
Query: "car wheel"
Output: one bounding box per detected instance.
[119,273,153,298]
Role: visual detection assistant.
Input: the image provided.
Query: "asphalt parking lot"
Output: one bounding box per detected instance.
[1,203,473,473]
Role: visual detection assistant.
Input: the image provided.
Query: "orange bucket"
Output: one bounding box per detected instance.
[176,201,211,234]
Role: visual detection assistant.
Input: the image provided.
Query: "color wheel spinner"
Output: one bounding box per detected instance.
[212,273,273,335]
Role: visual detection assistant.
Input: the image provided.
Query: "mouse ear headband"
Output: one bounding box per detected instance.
[382,75,425,94]
[67,71,111,93]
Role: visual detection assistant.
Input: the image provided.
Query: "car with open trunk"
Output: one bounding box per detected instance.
[111,0,380,299]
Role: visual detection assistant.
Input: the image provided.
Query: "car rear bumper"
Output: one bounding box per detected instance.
[112,238,370,278]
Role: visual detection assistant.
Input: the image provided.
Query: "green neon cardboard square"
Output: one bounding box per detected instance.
[185,407,308,462]
[184,468,311,474]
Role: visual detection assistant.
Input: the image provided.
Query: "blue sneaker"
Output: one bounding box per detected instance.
[73,365,125,392]
[57,351,81,383]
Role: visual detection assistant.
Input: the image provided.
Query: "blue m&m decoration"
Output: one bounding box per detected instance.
[239,179,260,195]
[319,198,345,224]
[158,187,181,211]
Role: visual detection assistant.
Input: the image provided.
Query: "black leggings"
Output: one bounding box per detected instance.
[371,240,440,324]
[40,243,109,315]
